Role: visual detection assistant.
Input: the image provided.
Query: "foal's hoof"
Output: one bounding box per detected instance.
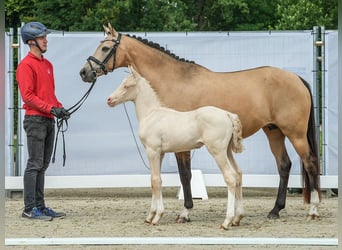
[307,214,319,221]
[176,215,191,223]
[144,219,152,225]
[219,224,229,231]
[232,215,244,226]
[232,221,240,226]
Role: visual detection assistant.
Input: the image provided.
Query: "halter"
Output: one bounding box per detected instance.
[87,33,122,76]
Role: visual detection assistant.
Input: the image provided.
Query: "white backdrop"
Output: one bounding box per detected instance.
[325,31,338,175]
[7,30,338,178]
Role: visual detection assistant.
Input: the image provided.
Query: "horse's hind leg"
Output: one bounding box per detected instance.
[263,127,292,219]
[289,136,321,221]
[214,153,238,230]
[227,148,244,226]
[175,151,193,223]
[206,141,238,229]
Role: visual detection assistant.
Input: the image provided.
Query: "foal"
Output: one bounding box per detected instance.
[107,66,244,229]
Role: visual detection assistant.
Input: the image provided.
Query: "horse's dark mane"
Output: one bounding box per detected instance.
[126,34,195,64]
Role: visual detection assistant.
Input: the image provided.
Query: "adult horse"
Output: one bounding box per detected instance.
[80,23,321,221]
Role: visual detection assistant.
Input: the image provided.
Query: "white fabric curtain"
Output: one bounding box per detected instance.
[325,31,338,175]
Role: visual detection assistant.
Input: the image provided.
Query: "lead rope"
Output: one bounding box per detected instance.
[123,103,150,170]
[52,79,96,166]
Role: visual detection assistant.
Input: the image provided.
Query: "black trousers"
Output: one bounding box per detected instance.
[23,115,55,212]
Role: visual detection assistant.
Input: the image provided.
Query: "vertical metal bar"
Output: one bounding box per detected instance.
[320,26,326,175]
[312,26,321,158]
[16,26,23,176]
[338,2,342,245]
[7,28,14,176]
[0,1,6,245]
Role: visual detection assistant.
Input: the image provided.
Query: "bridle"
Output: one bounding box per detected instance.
[86,33,122,76]
[52,33,122,166]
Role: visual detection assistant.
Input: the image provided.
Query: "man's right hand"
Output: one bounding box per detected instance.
[51,107,70,119]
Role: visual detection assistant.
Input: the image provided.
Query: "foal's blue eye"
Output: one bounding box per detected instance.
[102,46,110,52]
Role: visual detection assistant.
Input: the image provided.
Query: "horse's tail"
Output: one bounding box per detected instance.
[227,112,244,153]
[299,76,321,203]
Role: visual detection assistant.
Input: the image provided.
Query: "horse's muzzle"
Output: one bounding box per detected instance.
[107,97,116,107]
[79,67,96,83]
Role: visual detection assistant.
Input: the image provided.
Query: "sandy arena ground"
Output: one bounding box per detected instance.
[5,187,338,250]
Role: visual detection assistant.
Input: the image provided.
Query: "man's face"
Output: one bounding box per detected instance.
[28,35,48,53]
[35,35,48,52]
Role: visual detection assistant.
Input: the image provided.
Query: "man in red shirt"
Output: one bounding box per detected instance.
[16,22,70,220]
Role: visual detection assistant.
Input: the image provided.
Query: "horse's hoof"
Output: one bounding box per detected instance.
[232,221,240,226]
[176,215,191,223]
[232,215,244,226]
[307,214,319,221]
[219,225,229,230]
[267,212,280,219]
[144,219,152,225]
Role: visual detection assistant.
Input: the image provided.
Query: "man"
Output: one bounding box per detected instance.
[16,22,70,221]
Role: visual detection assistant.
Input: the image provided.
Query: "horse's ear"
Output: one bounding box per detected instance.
[130,66,138,78]
[128,65,133,73]
[103,23,117,37]
[103,24,110,35]
[104,23,119,38]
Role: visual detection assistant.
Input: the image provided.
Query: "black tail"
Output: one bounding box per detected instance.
[299,77,321,203]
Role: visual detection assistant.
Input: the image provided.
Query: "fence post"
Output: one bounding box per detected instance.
[320,26,326,175]
[16,26,24,176]
[7,28,15,176]
[313,26,326,174]
[1,3,6,246]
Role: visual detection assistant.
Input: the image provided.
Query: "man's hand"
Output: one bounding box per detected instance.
[51,107,70,119]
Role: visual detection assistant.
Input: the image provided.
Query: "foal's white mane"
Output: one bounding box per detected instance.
[121,66,171,120]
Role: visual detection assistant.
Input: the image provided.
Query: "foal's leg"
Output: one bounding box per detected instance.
[175,151,193,223]
[227,147,244,226]
[263,127,292,219]
[208,146,238,230]
[145,150,165,225]
[220,158,239,230]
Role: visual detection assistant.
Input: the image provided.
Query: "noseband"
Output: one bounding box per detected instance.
[87,33,122,77]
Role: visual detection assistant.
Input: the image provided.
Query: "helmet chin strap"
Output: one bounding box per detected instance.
[29,40,46,53]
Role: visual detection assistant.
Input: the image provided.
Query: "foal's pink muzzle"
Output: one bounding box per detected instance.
[107,97,116,107]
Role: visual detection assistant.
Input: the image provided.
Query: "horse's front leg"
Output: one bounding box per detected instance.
[145,150,164,225]
[175,151,193,223]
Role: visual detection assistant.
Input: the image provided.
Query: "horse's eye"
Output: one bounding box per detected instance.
[102,46,110,52]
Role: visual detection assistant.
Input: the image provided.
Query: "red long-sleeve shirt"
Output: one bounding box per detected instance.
[16,52,62,119]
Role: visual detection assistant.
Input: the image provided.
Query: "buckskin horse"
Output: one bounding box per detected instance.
[107,66,244,229]
[79,23,321,222]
